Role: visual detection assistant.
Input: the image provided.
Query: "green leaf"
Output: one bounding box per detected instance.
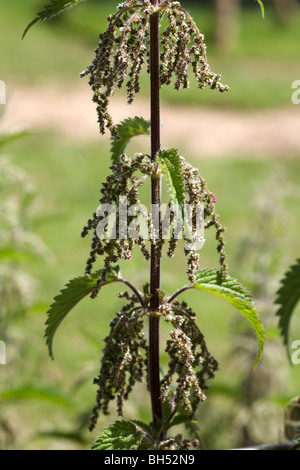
[23,0,86,38]
[130,420,152,435]
[168,413,194,430]
[91,421,143,450]
[256,0,265,18]
[34,430,87,445]
[0,386,76,411]
[46,267,121,358]
[193,269,264,368]
[275,258,300,349]
[157,148,185,214]
[111,117,150,163]
[0,248,38,263]
[0,130,30,149]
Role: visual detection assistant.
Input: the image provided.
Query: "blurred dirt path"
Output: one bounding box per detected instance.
[2,84,300,158]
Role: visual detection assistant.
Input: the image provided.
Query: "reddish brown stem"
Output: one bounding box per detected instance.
[149,0,164,438]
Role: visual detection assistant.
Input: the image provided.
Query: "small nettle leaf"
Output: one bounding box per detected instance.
[193,268,264,368]
[111,117,150,163]
[157,148,185,214]
[45,267,121,358]
[256,0,265,18]
[23,0,86,39]
[275,258,300,350]
[91,421,143,451]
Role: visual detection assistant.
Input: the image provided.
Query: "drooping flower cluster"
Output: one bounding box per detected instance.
[90,291,147,431]
[160,1,229,92]
[80,0,229,137]
[80,0,154,138]
[81,153,155,298]
[160,301,219,415]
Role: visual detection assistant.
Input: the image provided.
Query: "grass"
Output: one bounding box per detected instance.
[1,0,300,450]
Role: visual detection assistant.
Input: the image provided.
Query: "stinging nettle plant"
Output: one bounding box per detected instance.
[24,0,265,450]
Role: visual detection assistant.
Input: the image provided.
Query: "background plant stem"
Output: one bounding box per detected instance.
[149,0,164,437]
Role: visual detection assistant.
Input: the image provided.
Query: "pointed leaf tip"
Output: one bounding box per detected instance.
[110,116,150,163]
[23,0,86,38]
[45,267,120,358]
[275,258,300,353]
[256,0,265,18]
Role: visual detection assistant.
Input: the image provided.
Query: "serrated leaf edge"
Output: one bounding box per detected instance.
[23,0,86,38]
[192,268,264,368]
[45,268,120,358]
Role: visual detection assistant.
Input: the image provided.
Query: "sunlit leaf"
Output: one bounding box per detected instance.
[45,267,121,358]
[193,268,264,368]
[158,148,185,214]
[130,420,152,434]
[23,0,87,38]
[111,117,150,163]
[275,258,300,350]
[91,421,143,450]
[0,130,30,149]
[256,0,265,18]
[0,248,37,263]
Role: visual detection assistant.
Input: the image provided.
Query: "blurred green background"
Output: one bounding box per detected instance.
[0,0,300,450]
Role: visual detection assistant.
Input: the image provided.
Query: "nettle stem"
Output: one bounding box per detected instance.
[149,0,163,436]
